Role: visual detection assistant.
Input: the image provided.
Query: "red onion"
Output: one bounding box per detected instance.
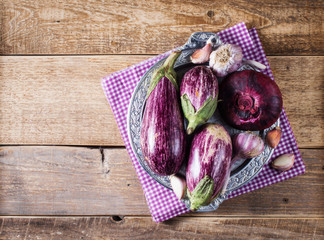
[232,132,264,163]
[219,70,283,131]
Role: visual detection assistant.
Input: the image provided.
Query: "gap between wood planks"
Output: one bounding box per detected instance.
[0,146,322,216]
[0,216,323,219]
[0,217,322,239]
[0,145,323,150]
[1,54,324,57]
[0,55,322,147]
[1,0,323,55]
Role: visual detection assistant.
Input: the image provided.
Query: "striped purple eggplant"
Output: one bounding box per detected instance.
[186,123,232,210]
[140,51,186,176]
[180,66,218,135]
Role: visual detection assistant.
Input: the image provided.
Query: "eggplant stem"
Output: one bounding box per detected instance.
[189,175,214,211]
[187,127,194,135]
[163,51,181,70]
[186,120,198,135]
[146,51,181,99]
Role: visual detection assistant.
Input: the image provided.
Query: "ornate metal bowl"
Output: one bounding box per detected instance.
[127,32,279,211]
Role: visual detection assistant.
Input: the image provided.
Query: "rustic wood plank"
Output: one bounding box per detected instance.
[0,55,141,146]
[0,0,323,55]
[0,146,322,217]
[0,56,323,147]
[271,56,324,148]
[0,146,149,215]
[0,217,322,239]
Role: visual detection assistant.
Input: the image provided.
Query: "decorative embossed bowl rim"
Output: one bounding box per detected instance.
[127,32,279,212]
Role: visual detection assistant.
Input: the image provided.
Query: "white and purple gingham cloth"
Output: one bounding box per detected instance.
[101,22,305,222]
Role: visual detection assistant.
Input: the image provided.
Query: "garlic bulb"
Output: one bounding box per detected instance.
[191,36,215,64]
[209,44,243,77]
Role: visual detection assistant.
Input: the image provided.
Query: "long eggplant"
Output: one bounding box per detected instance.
[140,51,186,176]
[186,123,232,210]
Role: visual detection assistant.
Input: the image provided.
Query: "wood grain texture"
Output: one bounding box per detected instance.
[0,0,323,55]
[0,146,322,217]
[0,217,322,240]
[271,56,324,148]
[0,146,149,215]
[0,55,141,146]
[0,55,323,147]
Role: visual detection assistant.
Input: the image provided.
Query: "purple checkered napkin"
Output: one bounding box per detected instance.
[101,22,305,223]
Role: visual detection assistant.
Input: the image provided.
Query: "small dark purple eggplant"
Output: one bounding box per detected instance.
[186,123,232,210]
[140,51,186,176]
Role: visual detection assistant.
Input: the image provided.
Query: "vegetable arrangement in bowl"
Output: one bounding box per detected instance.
[136,33,288,212]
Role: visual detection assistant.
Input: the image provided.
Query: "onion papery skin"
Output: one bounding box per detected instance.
[219,70,283,131]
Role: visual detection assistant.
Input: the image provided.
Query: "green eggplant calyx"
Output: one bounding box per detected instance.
[181,94,218,134]
[165,71,179,92]
[146,51,181,99]
[180,94,195,134]
[189,175,214,211]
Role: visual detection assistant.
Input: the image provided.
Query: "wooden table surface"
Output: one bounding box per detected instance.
[0,0,323,239]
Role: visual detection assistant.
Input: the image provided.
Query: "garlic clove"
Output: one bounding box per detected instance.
[169,174,187,200]
[266,127,282,148]
[191,36,214,64]
[272,153,295,172]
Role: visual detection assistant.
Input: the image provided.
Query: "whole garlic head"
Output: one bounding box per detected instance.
[209,44,243,77]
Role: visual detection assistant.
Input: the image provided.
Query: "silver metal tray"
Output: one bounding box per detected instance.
[127,32,279,211]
